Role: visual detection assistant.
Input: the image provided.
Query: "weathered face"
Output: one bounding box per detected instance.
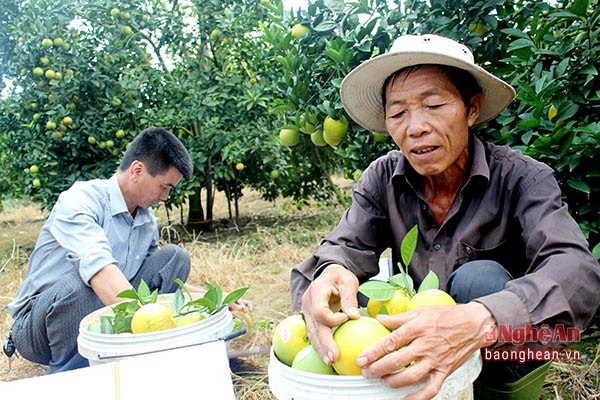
[384,65,481,178]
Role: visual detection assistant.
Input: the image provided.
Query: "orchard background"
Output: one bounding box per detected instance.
[0,0,599,397]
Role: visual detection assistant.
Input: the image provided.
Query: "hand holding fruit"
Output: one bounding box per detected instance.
[300,264,361,365]
[359,302,496,399]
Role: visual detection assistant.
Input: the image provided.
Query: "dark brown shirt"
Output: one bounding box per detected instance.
[291,135,600,335]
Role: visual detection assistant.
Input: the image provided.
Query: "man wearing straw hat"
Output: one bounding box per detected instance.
[291,34,600,399]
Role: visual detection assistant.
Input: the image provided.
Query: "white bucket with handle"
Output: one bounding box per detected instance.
[77,293,236,365]
[268,348,482,400]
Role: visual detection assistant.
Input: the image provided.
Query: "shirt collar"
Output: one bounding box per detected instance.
[393,134,490,186]
[108,175,129,216]
[107,175,152,223]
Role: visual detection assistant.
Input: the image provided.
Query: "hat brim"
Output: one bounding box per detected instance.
[340,52,516,134]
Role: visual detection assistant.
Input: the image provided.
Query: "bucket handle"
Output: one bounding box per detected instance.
[95,327,247,361]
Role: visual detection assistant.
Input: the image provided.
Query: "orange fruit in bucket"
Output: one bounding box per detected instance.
[332,317,391,375]
[272,314,310,366]
[406,289,456,311]
[131,303,176,333]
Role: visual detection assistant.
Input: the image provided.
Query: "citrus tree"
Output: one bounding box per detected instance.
[263,0,599,253]
[0,0,288,229]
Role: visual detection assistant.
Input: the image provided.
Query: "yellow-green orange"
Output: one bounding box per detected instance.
[367,289,411,317]
[131,303,176,333]
[272,314,310,366]
[332,317,390,375]
[373,132,388,143]
[406,289,456,311]
[279,127,299,147]
[292,344,336,375]
[291,24,309,39]
[310,129,327,147]
[175,312,205,327]
[323,116,348,146]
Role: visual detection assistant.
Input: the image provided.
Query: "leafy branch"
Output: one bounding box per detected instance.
[359,224,439,301]
[172,279,249,317]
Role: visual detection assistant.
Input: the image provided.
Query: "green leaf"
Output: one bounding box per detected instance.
[567,177,591,194]
[116,289,139,301]
[358,280,395,301]
[223,287,249,305]
[401,224,418,269]
[389,272,415,296]
[173,289,185,314]
[204,282,223,306]
[313,20,338,32]
[593,242,600,260]
[417,271,440,292]
[99,316,114,334]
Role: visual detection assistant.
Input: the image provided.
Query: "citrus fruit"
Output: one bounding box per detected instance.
[366,289,411,317]
[279,127,299,147]
[310,129,327,147]
[272,314,310,367]
[175,312,206,327]
[235,162,245,171]
[373,132,388,143]
[41,38,53,48]
[332,317,391,375]
[291,24,309,39]
[406,289,456,311]
[323,116,348,146]
[29,165,39,174]
[292,344,336,375]
[131,303,176,333]
[323,116,348,137]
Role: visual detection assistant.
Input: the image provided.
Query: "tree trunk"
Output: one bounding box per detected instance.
[186,186,208,231]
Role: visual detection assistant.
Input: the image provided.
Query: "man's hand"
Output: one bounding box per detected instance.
[358,302,496,400]
[300,264,361,365]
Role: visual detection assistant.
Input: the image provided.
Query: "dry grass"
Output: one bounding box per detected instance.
[1,183,598,399]
[0,185,348,400]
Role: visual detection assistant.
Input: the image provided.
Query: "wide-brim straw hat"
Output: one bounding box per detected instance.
[340,34,516,133]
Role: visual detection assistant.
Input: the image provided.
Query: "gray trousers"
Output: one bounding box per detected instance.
[11,244,190,373]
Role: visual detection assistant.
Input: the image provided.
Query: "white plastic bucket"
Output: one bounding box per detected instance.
[268,348,482,400]
[77,294,234,365]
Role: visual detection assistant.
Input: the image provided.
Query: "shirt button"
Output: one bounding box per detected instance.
[466,247,472,254]
[135,255,140,260]
[434,244,441,251]
[421,204,427,210]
